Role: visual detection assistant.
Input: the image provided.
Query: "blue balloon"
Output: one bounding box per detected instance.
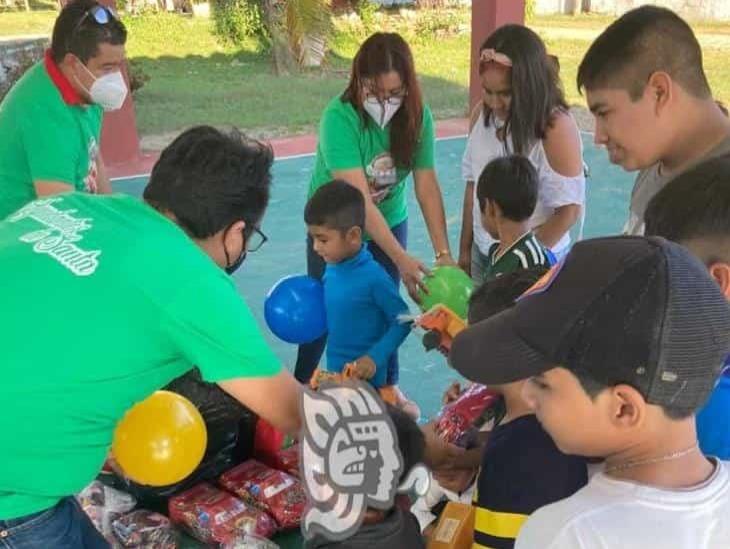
[265,275,327,344]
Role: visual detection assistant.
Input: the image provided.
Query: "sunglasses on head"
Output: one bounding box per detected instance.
[66,5,118,58]
[71,5,118,37]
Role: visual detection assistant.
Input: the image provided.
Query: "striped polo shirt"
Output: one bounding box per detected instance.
[484,232,549,282]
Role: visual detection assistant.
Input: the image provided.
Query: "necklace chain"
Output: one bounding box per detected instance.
[604,444,699,474]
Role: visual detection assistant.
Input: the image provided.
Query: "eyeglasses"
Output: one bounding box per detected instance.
[246,226,268,253]
[363,86,407,105]
[71,5,118,38]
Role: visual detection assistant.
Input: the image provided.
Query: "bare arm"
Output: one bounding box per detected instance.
[436,429,488,470]
[534,111,584,249]
[457,103,483,274]
[332,168,429,300]
[218,369,302,436]
[458,181,474,274]
[413,169,454,266]
[34,180,74,197]
[534,205,582,249]
[96,158,112,194]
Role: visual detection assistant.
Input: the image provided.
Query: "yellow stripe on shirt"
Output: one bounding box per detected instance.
[474,506,529,540]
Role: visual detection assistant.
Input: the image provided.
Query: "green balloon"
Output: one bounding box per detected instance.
[418,266,474,319]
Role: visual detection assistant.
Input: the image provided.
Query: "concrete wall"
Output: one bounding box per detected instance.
[535,0,730,19]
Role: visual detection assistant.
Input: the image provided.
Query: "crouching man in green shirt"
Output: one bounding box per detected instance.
[0,126,302,547]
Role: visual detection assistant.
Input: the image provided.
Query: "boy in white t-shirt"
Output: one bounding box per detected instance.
[450,236,730,549]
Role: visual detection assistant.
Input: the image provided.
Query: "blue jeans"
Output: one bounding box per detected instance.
[0,497,109,549]
[294,221,408,385]
[470,243,488,287]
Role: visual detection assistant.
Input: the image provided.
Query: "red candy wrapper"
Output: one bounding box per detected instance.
[271,444,300,478]
[254,418,285,464]
[219,460,306,530]
[436,384,504,445]
[168,483,277,544]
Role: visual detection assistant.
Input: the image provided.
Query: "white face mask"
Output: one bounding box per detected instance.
[77,61,128,111]
[363,97,402,129]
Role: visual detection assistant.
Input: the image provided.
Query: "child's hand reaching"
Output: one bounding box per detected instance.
[433,467,477,494]
[344,356,377,380]
[442,381,464,405]
[309,368,342,389]
[421,421,465,469]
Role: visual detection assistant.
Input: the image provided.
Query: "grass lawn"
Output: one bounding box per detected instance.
[121,12,471,137]
[0,9,56,36]
[1,8,729,138]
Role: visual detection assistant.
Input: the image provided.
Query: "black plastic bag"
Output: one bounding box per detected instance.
[101,368,258,512]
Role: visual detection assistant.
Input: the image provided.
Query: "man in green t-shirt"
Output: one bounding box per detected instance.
[0,0,128,220]
[0,126,302,547]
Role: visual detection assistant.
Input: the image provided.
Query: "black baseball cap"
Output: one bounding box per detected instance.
[450,236,730,410]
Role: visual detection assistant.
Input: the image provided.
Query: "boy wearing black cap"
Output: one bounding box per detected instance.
[644,154,730,460]
[451,236,730,548]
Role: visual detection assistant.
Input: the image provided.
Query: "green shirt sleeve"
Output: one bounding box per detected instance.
[319,100,364,172]
[413,106,435,170]
[163,274,281,383]
[20,104,82,186]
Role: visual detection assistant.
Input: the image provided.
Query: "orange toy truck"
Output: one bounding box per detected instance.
[413,304,467,355]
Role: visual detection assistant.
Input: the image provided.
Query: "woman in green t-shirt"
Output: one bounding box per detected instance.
[299,33,453,394]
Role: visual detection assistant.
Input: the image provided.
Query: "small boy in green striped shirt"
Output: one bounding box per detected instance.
[477,156,551,281]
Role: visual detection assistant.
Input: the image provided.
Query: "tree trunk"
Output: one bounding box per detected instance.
[261,0,297,76]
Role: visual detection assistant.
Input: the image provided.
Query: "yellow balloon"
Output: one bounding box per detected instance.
[112,390,207,487]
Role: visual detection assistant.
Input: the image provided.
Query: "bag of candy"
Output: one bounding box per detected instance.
[76,480,136,542]
[435,384,504,445]
[111,510,177,548]
[219,460,306,530]
[266,443,300,478]
[168,483,277,544]
[222,534,281,549]
[277,444,301,478]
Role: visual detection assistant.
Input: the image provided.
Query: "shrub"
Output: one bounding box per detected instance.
[0,41,46,104]
[128,60,150,96]
[525,0,536,22]
[212,0,267,46]
[354,0,378,33]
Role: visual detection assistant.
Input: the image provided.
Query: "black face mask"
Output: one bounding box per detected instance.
[224,226,247,275]
[224,247,247,275]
